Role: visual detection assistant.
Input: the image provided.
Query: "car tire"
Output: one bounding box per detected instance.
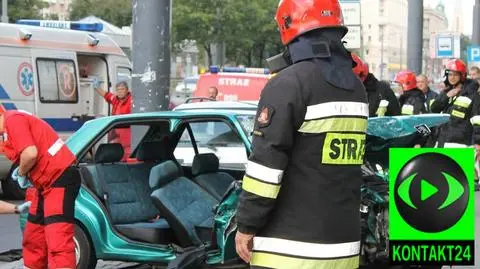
[75,224,97,269]
[2,165,26,200]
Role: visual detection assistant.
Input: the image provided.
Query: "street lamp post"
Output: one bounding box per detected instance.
[380,25,385,80]
[1,0,8,23]
[407,0,423,74]
[473,0,480,45]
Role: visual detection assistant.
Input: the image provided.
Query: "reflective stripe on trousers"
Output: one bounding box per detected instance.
[250,237,360,269]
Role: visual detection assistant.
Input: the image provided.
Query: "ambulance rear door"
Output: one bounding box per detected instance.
[106,55,131,115]
[31,49,84,138]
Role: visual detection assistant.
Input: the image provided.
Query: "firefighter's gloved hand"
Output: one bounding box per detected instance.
[92,77,101,89]
[11,167,33,189]
[16,201,32,213]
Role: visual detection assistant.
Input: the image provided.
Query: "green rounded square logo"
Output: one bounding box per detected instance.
[389,148,475,266]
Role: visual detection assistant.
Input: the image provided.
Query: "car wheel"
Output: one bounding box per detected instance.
[75,224,97,269]
[2,165,26,200]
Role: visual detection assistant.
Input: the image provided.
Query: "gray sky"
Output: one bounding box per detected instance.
[424,0,474,35]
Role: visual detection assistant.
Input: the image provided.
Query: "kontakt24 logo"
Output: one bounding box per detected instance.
[389,148,475,266]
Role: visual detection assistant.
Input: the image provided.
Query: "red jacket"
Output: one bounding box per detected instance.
[104,92,132,116]
[3,111,76,188]
[104,92,131,160]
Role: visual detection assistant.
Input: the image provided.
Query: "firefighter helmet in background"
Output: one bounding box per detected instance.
[351,53,369,82]
[394,70,417,91]
[444,59,467,81]
[275,0,347,45]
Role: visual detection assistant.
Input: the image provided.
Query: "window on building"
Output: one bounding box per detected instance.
[366,49,370,55]
[368,36,372,42]
[37,59,78,103]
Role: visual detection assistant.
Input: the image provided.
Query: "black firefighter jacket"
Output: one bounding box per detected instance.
[399,88,426,115]
[236,58,369,269]
[364,73,401,117]
[430,79,480,146]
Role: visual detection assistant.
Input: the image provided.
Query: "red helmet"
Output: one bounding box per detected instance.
[275,0,347,45]
[351,53,369,82]
[394,70,417,91]
[445,59,467,80]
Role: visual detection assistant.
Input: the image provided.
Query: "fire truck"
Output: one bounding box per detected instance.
[193,66,273,101]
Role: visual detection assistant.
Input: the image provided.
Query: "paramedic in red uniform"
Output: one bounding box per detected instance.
[0,110,79,269]
[93,79,132,160]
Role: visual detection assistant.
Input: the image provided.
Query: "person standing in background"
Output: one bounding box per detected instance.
[93,79,132,160]
[417,74,438,112]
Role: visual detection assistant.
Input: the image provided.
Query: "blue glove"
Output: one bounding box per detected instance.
[12,167,33,189]
[92,77,101,89]
[15,201,31,214]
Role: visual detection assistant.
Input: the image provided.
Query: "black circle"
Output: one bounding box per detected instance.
[394,152,469,232]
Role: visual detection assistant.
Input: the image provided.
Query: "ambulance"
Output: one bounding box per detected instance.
[0,20,131,199]
[193,66,272,101]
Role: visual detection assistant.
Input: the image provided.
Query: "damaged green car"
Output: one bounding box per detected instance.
[19,110,450,269]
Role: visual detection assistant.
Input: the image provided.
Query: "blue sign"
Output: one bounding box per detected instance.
[467,46,480,63]
[436,36,453,58]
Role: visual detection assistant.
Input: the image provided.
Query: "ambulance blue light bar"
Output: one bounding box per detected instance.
[16,20,104,32]
[209,65,270,74]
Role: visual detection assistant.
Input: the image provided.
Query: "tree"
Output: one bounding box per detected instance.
[172,0,282,67]
[5,0,47,23]
[172,0,230,66]
[69,0,132,27]
[222,0,282,67]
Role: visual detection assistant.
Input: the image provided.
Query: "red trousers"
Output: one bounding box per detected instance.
[23,167,80,269]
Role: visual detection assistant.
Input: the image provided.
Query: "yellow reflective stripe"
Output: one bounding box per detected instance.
[429,99,435,108]
[322,133,366,165]
[451,110,465,119]
[454,96,472,108]
[401,104,414,115]
[376,107,387,117]
[242,176,280,199]
[298,117,367,134]
[471,115,480,126]
[251,252,359,269]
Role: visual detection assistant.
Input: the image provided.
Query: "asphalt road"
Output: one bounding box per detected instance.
[1,192,479,268]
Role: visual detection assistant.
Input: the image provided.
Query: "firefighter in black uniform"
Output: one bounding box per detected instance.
[429,59,480,190]
[395,70,426,115]
[352,53,401,117]
[235,0,369,268]
[431,59,480,147]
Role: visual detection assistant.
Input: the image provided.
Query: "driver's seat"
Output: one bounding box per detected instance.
[149,160,218,247]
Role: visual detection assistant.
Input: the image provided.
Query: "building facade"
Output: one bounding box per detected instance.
[361,0,408,81]
[449,0,464,33]
[41,0,71,21]
[423,1,449,80]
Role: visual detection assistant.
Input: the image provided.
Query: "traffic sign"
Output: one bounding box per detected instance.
[467,46,480,62]
[437,36,453,57]
[431,33,461,59]
[340,0,361,49]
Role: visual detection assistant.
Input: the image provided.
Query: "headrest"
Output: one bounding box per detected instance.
[192,153,219,176]
[137,141,169,162]
[95,143,124,163]
[149,160,180,189]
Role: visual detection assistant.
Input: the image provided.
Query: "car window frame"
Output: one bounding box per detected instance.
[171,116,250,170]
[76,118,171,165]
